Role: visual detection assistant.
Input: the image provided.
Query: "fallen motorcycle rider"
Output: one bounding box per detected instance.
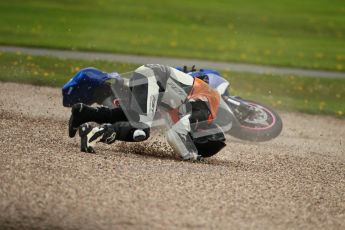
[66,64,233,161]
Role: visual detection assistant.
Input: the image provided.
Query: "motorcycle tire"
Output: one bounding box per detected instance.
[227,100,283,142]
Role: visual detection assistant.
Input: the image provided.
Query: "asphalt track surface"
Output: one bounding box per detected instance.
[0,82,345,230]
[1,45,345,79]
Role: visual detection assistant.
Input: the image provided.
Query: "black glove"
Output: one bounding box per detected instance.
[192,123,226,158]
[194,141,226,158]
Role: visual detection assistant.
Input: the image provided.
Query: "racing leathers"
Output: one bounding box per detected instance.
[117,64,227,160]
[69,64,229,160]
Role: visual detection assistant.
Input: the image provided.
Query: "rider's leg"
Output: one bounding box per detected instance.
[79,121,150,153]
[68,103,129,138]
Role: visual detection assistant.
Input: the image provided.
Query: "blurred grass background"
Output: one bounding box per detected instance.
[1,52,344,117]
[0,0,344,117]
[0,0,344,71]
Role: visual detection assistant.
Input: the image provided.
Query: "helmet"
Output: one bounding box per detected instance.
[62,67,116,107]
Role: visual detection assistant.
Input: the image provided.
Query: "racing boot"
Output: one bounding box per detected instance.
[79,123,97,153]
[78,122,149,153]
[68,103,127,138]
[79,123,118,153]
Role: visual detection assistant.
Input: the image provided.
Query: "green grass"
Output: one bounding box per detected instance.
[0,0,344,71]
[226,72,345,117]
[0,52,138,87]
[0,51,344,117]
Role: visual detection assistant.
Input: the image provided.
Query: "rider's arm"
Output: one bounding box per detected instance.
[166,114,201,161]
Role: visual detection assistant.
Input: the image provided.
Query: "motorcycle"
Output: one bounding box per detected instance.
[62,66,282,143]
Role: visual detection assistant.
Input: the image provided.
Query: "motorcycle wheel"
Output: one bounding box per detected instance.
[228,100,283,142]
